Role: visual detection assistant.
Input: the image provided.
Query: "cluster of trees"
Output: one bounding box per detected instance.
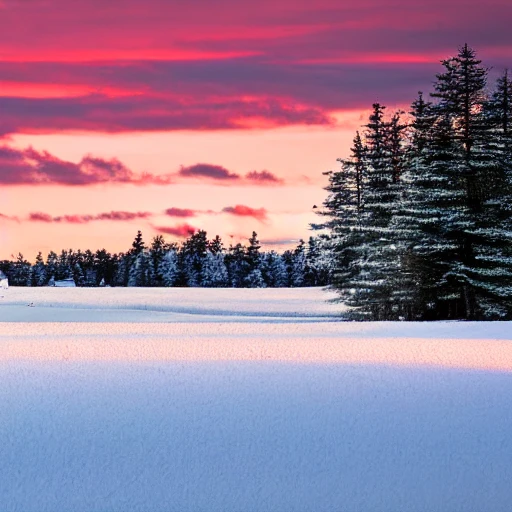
[316,45,512,320]
[0,231,330,289]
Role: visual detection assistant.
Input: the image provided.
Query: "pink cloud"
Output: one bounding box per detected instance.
[154,223,197,237]
[29,210,152,223]
[0,1,511,137]
[245,170,283,184]
[0,146,285,187]
[164,208,197,218]
[178,163,240,181]
[0,212,19,222]
[0,145,175,186]
[222,204,268,221]
[29,212,53,222]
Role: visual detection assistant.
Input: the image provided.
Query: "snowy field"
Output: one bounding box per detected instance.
[1,287,512,512]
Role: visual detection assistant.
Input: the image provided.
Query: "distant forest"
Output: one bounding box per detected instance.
[314,45,512,320]
[0,231,330,289]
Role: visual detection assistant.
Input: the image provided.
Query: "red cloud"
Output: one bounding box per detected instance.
[222,204,268,221]
[29,212,53,222]
[164,207,197,218]
[154,223,197,237]
[0,1,511,138]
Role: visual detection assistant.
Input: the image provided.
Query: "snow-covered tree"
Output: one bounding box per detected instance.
[201,250,229,287]
[159,250,179,287]
[31,252,47,286]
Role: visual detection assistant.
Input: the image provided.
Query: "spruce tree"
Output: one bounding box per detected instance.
[201,251,229,287]
[343,104,404,319]
[32,252,47,286]
[431,44,509,318]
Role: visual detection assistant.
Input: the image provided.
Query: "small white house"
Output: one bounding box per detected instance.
[54,277,76,287]
[0,270,8,290]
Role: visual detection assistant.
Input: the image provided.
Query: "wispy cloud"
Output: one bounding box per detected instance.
[245,170,283,184]
[222,204,268,221]
[178,163,240,181]
[29,210,152,223]
[0,146,285,187]
[0,212,19,222]
[164,207,198,218]
[153,223,197,237]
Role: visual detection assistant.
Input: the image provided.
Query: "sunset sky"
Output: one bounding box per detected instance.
[1,0,512,260]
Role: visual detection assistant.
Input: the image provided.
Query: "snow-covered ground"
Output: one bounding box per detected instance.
[0,286,344,322]
[1,287,512,512]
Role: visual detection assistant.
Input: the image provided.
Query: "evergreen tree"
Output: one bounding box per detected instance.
[46,251,58,283]
[113,253,130,286]
[260,251,288,287]
[73,262,86,287]
[131,230,145,255]
[32,252,47,286]
[343,104,404,319]
[208,235,224,255]
[56,250,73,281]
[201,250,229,287]
[291,240,306,287]
[150,235,167,286]
[431,44,509,318]
[245,232,261,273]
[180,230,208,287]
[245,268,266,288]
[303,236,330,286]
[10,253,32,286]
[159,250,179,287]
[226,243,247,287]
[128,250,154,287]
[314,132,366,301]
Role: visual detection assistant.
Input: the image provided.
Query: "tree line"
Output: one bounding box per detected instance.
[315,44,512,320]
[0,231,330,289]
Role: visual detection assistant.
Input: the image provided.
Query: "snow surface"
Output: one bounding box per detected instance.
[0,286,344,322]
[1,287,512,512]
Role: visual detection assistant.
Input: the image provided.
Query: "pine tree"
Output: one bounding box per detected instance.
[245,232,261,273]
[32,252,47,286]
[245,268,266,288]
[150,235,167,286]
[45,251,58,283]
[201,251,229,287]
[180,230,208,287]
[131,230,145,255]
[160,250,179,287]
[113,253,129,286]
[226,243,247,287]
[343,104,404,319]
[303,236,330,286]
[430,44,510,318]
[315,132,366,302]
[208,235,224,255]
[73,262,86,287]
[128,250,154,287]
[291,240,306,287]
[10,253,32,286]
